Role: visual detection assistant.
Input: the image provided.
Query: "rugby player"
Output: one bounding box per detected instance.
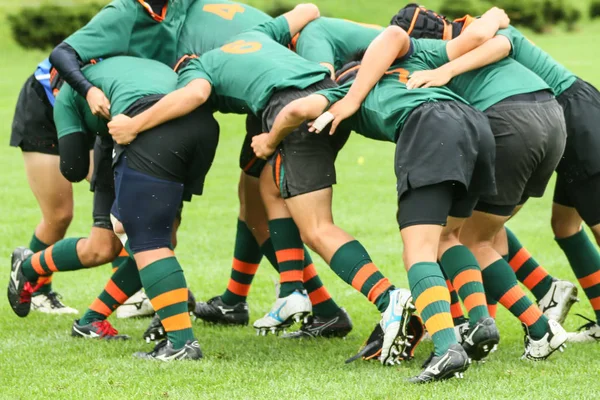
[405,24,568,360]
[108,4,415,365]
[174,0,352,339]
[252,9,509,381]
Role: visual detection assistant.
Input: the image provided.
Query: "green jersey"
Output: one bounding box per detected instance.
[64,0,194,67]
[496,26,577,97]
[177,0,271,57]
[413,38,550,111]
[178,16,331,116]
[54,56,177,139]
[318,55,466,142]
[295,17,383,71]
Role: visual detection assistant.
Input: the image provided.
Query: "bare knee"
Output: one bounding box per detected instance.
[299,223,334,254]
[77,236,122,266]
[42,208,74,234]
[551,213,582,239]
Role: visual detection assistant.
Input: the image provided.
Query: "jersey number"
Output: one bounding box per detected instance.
[221,40,262,54]
[203,3,245,20]
[385,68,410,84]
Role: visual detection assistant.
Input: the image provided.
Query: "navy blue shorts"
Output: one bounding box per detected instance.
[112,156,183,254]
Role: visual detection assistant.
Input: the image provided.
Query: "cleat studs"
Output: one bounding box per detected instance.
[256,329,260,336]
[304,317,309,324]
[146,337,150,343]
[261,329,267,336]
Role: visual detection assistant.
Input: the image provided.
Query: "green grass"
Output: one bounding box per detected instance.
[1,3,600,400]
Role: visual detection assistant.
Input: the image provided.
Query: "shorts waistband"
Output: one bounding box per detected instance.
[500,90,553,103]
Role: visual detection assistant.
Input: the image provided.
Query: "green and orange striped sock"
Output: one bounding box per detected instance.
[221,219,263,305]
[443,270,466,325]
[21,238,84,282]
[556,230,600,323]
[29,233,53,295]
[440,245,490,327]
[482,259,549,339]
[506,227,553,301]
[111,247,130,274]
[80,257,142,325]
[140,257,194,349]
[487,255,509,319]
[269,218,304,298]
[329,240,392,313]
[408,262,457,356]
[303,250,340,317]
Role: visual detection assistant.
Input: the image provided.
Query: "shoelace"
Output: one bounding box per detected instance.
[574,313,597,331]
[92,320,119,337]
[20,281,43,304]
[46,292,65,309]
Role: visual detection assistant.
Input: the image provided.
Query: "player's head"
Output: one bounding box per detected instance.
[390,3,450,39]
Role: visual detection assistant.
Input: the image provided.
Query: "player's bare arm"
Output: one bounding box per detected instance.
[316,25,411,134]
[251,94,330,159]
[108,78,212,145]
[283,3,320,37]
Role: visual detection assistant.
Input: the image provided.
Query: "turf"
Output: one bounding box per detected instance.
[1,2,600,399]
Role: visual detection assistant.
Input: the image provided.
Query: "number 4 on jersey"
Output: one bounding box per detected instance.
[203,3,245,20]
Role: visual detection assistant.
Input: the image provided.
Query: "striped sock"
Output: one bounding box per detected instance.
[80,257,142,325]
[140,257,194,349]
[443,272,466,324]
[482,259,549,339]
[21,238,84,281]
[111,247,129,274]
[440,245,490,327]
[221,219,263,305]
[29,234,53,295]
[506,228,553,301]
[269,218,304,298]
[303,249,340,317]
[488,255,509,319]
[329,240,392,313]
[556,230,600,323]
[408,262,456,356]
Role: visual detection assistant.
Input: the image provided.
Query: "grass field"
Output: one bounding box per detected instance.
[1,1,600,399]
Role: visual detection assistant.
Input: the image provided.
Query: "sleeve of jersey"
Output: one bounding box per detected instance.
[252,16,292,46]
[53,87,86,139]
[295,29,335,66]
[64,4,131,63]
[495,27,517,55]
[177,58,213,89]
[315,85,349,105]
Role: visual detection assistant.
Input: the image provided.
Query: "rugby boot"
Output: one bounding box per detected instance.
[281,307,353,339]
[461,317,500,361]
[253,290,312,335]
[134,339,203,361]
[522,319,568,360]
[71,319,130,340]
[567,314,600,343]
[537,279,579,324]
[32,291,78,314]
[194,295,249,325]
[7,247,35,318]
[408,344,470,383]
[380,288,416,366]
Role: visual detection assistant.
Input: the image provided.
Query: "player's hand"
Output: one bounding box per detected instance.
[309,98,360,135]
[86,87,111,119]
[483,7,510,29]
[251,133,276,160]
[108,114,139,145]
[406,69,452,90]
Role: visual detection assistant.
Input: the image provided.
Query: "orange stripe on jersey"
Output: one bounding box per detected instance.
[105,280,128,304]
[308,287,331,305]
[303,263,318,283]
[488,304,498,319]
[89,298,112,316]
[522,267,549,289]
[232,258,259,275]
[280,270,303,283]
[367,278,392,303]
[453,269,483,292]
[30,253,46,276]
[227,281,251,297]
[518,304,543,326]
[450,301,464,319]
[150,288,188,312]
[463,292,487,312]
[162,313,193,332]
[44,246,58,272]
[351,263,378,291]
[415,286,451,312]
[276,249,304,263]
[578,271,600,289]
[424,313,454,336]
[498,286,524,309]
[590,296,600,310]
[509,248,531,273]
